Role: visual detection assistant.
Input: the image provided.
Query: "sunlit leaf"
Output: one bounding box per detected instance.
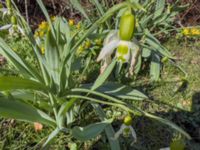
[91,59,116,91]
[0,98,55,127]
[0,76,48,91]
[71,119,112,141]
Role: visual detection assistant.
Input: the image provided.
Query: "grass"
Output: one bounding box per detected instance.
[132,38,200,150]
[0,38,200,149]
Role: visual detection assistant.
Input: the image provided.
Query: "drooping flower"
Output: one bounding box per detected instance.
[114,115,137,143]
[97,9,140,75]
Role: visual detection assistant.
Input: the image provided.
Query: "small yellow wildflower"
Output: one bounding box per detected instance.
[182,28,190,35]
[39,21,48,30]
[50,16,56,21]
[40,46,45,55]
[77,45,84,54]
[69,19,75,26]
[191,28,200,35]
[39,31,44,37]
[76,22,81,29]
[84,40,91,49]
[95,39,102,46]
[182,27,200,36]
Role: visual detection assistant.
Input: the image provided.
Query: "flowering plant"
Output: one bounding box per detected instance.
[0,0,191,149]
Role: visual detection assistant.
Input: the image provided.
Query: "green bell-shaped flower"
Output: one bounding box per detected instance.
[119,9,135,41]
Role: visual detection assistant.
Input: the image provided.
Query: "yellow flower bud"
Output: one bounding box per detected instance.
[39,21,48,30]
[123,115,132,126]
[39,31,44,37]
[34,31,39,38]
[182,28,189,35]
[191,28,200,35]
[119,10,135,41]
[40,47,45,55]
[69,19,75,26]
[95,39,102,46]
[84,40,91,49]
[50,16,56,21]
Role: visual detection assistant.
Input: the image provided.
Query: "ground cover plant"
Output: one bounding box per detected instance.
[0,0,199,149]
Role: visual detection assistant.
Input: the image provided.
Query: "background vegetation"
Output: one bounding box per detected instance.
[0,0,199,149]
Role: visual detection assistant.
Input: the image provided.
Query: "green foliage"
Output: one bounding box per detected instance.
[71,119,112,141]
[0,0,191,149]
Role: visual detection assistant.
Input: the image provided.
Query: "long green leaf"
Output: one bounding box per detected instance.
[67,95,191,140]
[58,98,77,117]
[45,30,60,86]
[71,119,112,141]
[92,59,116,91]
[0,98,55,127]
[0,76,48,91]
[144,30,174,58]
[82,82,147,100]
[153,0,165,19]
[143,111,191,140]
[150,54,161,81]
